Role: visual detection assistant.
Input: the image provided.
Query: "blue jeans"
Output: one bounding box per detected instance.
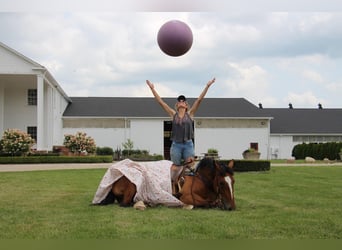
[170,140,194,166]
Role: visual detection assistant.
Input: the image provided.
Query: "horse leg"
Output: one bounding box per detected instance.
[179,176,196,204]
[179,176,214,207]
[170,164,185,196]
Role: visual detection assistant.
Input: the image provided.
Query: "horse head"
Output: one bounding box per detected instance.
[193,158,236,210]
[213,160,236,210]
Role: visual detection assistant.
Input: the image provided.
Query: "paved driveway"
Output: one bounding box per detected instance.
[0,163,112,172]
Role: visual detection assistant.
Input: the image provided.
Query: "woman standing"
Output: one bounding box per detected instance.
[146,78,215,167]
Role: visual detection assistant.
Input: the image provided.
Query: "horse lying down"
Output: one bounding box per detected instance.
[92,158,235,210]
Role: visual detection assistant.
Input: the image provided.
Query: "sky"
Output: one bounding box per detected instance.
[1,1,342,108]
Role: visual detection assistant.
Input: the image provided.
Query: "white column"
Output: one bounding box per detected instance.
[37,75,45,150]
[0,85,4,134]
[46,87,53,149]
[266,119,272,160]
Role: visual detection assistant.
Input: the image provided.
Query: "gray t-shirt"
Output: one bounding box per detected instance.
[171,112,194,143]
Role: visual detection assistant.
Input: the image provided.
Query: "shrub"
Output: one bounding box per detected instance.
[0,129,35,156]
[28,152,59,157]
[128,153,164,161]
[0,155,113,164]
[292,142,342,160]
[63,132,96,155]
[96,147,114,155]
[219,159,270,172]
[117,147,163,161]
[207,148,218,154]
[122,149,148,157]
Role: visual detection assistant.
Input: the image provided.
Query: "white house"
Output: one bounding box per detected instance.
[1,42,342,160]
[62,97,272,159]
[262,108,342,159]
[0,41,71,151]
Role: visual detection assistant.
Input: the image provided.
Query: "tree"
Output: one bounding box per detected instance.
[122,139,134,156]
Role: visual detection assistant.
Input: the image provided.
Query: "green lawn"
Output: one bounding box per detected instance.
[0,166,341,239]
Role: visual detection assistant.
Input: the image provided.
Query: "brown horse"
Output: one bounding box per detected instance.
[97,158,235,210]
[98,176,137,207]
[179,158,236,210]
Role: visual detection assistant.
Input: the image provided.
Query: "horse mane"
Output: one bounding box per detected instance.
[219,162,234,176]
[195,157,215,172]
[196,158,234,176]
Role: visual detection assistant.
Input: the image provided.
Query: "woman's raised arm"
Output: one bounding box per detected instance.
[189,77,215,117]
[146,80,175,118]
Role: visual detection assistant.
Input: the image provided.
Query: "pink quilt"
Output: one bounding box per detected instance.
[92,159,183,207]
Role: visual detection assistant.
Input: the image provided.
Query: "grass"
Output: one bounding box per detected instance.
[270,159,340,164]
[0,166,341,239]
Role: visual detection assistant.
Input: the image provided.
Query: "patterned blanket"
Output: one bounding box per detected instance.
[92,159,183,207]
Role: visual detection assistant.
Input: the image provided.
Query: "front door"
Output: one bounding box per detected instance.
[163,121,172,160]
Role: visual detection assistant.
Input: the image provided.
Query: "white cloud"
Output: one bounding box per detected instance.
[1,12,342,108]
[285,91,325,107]
[301,70,324,83]
[326,81,342,92]
[222,62,272,104]
[298,13,333,32]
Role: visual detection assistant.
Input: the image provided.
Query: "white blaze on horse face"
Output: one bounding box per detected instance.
[224,176,234,199]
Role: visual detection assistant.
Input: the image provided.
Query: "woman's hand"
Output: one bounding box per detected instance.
[207,77,215,87]
[146,80,154,89]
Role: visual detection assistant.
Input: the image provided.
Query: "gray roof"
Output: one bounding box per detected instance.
[63,97,342,134]
[63,97,268,118]
[262,108,342,134]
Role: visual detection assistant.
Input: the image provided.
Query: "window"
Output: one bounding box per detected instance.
[28,89,37,105]
[250,142,258,151]
[27,126,37,141]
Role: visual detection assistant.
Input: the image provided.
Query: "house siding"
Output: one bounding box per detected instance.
[270,135,295,159]
[62,118,165,156]
[63,118,127,128]
[61,117,270,159]
[3,82,37,131]
[195,127,269,159]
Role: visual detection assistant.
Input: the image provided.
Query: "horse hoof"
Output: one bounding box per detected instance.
[182,204,194,210]
[173,192,182,199]
[133,201,146,210]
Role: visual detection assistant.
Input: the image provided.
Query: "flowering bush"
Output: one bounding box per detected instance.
[63,131,96,155]
[0,129,35,156]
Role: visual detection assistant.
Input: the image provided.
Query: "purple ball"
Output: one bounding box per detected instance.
[157,20,193,57]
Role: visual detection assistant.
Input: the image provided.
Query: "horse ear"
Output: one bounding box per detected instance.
[228,160,234,169]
